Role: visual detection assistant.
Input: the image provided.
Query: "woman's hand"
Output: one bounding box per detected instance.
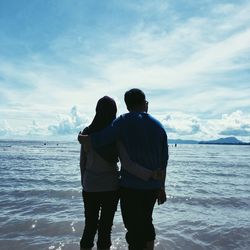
[78,133,90,153]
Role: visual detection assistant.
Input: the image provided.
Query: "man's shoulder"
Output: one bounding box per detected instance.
[116,113,165,132]
[112,114,129,128]
[116,112,136,122]
[147,114,165,130]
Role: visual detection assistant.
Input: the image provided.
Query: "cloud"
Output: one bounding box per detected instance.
[0,120,11,136]
[0,0,250,141]
[204,111,250,141]
[101,2,250,92]
[48,106,89,135]
[159,110,250,141]
[26,120,48,137]
[0,106,90,139]
[161,112,201,136]
[1,107,250,142]
[218,111,250,137]
[0,119,49,139]
[220,128,250,137]
[1,1,250,113]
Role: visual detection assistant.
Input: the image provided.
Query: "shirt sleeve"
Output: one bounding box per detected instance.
[162,130,169,169]
[118,142,152,181]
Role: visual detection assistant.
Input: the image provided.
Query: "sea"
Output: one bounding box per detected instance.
[0,140,249,250]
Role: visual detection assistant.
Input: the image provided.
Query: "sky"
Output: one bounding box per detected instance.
[0,0,250,141]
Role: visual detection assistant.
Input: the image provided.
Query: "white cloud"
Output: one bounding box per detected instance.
[218,111,250,137]
[161,112,201,136]
[1,1,250,112]
[160,110,250,141]
[101,6,250,91]
[1,0,250,141]
[1,107,249,142]
[0,106,90,139]
[0,120,11,136]
[48,106,89,135]
[209,110,250,141]
[0,119,49,139]
[26,120,48,137]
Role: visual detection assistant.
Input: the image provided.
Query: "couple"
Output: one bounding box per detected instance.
[78,88,169,250]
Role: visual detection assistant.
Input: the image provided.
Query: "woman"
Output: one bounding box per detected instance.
[79,96,161,250]
[80,96,119,250]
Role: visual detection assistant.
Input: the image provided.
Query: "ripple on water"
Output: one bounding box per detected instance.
[1,142,250,250]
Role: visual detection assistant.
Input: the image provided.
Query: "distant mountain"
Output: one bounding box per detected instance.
[168,137,250,145]
[199,137,250,145]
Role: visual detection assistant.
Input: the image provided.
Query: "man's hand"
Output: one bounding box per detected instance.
[78,132,90,153]
[157,188,167,205]
[151,169,165,181]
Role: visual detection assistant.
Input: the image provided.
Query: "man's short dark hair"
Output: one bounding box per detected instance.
[124,88,146,111]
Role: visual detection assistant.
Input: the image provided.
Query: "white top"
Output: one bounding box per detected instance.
[80,143,152,192]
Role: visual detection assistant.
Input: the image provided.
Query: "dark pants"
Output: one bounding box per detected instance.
[80,190,119,249]
[120,187,159,250]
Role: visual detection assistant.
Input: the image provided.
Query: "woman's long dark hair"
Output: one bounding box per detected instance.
[81,96,118,164]
[83,96,117,135]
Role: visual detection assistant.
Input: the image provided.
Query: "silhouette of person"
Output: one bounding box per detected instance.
[79,89,168,250]
[79,95,164,250]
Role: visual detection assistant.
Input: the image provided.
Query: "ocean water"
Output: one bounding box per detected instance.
[0,140,250,250]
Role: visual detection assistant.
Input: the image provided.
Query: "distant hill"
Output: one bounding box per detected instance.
[168,137,250,145]
[199,137,250,145]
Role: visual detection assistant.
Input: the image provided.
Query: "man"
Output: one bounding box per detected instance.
[79,88,168,250]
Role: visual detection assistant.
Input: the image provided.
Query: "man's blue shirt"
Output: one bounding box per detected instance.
[91,112,168,190]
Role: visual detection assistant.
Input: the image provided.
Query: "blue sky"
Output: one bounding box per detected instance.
[0,0,250,141]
